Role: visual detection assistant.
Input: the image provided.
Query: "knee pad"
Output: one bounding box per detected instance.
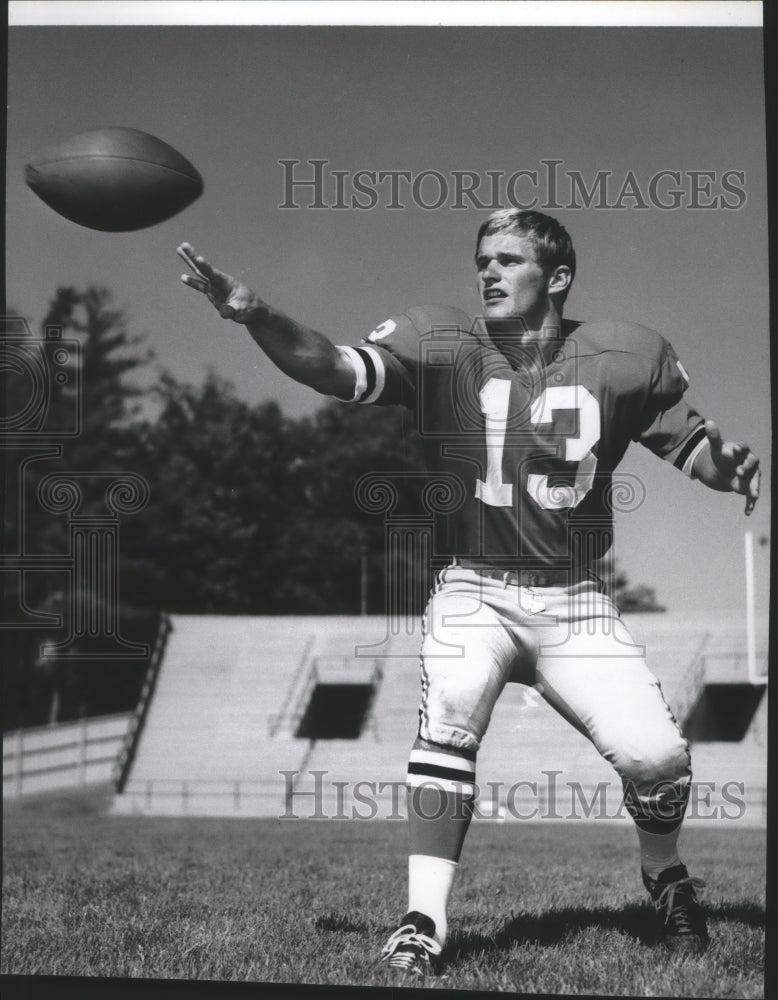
[624,736,691,790]
[417,652,502,751]
[620,740,692,833]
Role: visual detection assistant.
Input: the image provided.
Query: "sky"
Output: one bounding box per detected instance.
[5,5,770,618]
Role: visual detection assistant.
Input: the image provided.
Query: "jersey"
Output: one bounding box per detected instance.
[337,306,706,571]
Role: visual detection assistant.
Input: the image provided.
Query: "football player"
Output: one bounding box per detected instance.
[178,209,759,974]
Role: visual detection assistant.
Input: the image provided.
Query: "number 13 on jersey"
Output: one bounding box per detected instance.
[475,377,601,511]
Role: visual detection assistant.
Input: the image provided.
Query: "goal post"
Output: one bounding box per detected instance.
[744,530,768,685]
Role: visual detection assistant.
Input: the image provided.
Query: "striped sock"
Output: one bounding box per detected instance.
[405,738,477,946]
[406,738,476,863]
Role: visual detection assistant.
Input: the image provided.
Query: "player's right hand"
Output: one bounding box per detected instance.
[177,243,264,324]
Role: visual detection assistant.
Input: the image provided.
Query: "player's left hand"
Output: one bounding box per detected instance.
[704,419,761,516]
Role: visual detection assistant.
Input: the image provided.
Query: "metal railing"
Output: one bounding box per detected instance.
[267,634,316,737]
[360,659,384,739]
[112,775,767,825]
[674,632,711,729]
[114,613,172,792]
[268,662,318,738]
[268,657,384,739]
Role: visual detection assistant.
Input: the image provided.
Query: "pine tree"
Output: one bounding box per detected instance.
[3,288,154,729]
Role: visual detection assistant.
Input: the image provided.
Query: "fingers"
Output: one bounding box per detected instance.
[177,243,228,288]
[178,243,212,297]
[704,418,722,454]
[178,242,237,318]
[727,443,760,515]
[705,418,761,515]
[177,243,206,279]
[177,243,258,324]
[744,462,761,517]
[727,444,760,516]
[180,273,210,293]
[735,451,758,479]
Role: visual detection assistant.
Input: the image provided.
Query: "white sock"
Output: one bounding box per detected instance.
[636,827,682,880]
[408,854,458,945]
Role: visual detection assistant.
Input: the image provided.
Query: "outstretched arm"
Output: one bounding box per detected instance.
[691,419,760,516]
[177,243,356,398]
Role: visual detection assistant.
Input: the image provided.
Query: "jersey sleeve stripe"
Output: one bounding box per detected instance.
[681,435,710,477]
[355,345,386,404]
[335,345,387,403]
[335,346,367,402]
[353,346,377,401]
[673,424,708,475]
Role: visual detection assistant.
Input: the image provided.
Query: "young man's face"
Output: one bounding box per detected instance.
[475,231,553,329]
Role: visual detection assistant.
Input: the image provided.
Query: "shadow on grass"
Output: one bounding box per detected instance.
[314,913,374,933]
[313,900,765,963]
[446,900,765,963]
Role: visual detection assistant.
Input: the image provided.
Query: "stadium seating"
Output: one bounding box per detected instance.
[111,610,767,824]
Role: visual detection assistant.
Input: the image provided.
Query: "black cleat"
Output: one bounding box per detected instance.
[643,863,709,954]
[380,911,442,976]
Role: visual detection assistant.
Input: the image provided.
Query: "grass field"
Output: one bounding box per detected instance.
[1,786,766,997]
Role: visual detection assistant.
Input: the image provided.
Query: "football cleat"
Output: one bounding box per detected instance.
[380,911,442,975]
[643,863,709,954]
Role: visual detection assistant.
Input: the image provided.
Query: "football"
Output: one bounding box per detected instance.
[25,127,203,232]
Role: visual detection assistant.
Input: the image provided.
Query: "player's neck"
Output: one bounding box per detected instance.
[486,304,566,369]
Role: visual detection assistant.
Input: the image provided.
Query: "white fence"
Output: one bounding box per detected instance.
[3,713,133,798]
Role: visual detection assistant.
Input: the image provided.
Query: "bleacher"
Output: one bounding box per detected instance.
[112,615,423,817]
[111,610,767,825]
[113,616,320,815]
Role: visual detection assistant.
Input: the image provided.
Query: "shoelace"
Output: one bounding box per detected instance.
[654,876,706,926]
[380,923,442,969]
